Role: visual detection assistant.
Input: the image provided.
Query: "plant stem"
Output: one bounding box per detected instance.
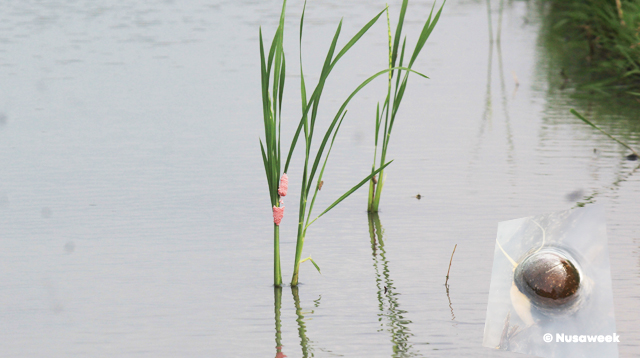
[368,8,393,213]
[367,179,376,212]
[291,221,305,286]
[274,224,282,287]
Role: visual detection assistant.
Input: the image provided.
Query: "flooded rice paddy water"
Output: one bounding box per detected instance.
[0,0,638,357]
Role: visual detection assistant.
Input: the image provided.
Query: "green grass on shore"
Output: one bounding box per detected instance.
[542,0,640,96]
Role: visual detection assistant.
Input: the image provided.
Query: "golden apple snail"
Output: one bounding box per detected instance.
[514,248,582,314]
[497,220,586,323]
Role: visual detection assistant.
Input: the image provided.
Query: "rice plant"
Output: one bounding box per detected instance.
[367,0,445,212]
[258,0,288,287]
[287,1,426,287]
[259,0,429,287]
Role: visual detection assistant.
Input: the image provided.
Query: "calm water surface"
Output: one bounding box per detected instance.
[0,0,638,357]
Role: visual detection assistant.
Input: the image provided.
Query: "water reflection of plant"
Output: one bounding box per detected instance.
[368,213,419,357]
[274,287,285,358]
[575,162,640,207]
[273,286,324,358]
[472,0,516,177]
[291,287,314,358]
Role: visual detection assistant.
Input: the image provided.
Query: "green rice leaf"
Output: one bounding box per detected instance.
[310,19,343,135]
[330,7,387,71]
[374,101,381,146]
[395,36,407,90]
[307,66,426,197]
[308,257,321,274]
[391,0,409,68]
[259,138,272,198]
[306,160,393,228]
[300,256,321,274]
[285,7,387,174]
[278,54,286,121]
[409,1,445,68]
[305,110,347,225]
[259,29,271,129]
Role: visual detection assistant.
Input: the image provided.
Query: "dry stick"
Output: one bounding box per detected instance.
[445,244,457,286]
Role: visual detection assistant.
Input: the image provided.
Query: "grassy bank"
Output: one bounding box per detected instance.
[541,0,640,96]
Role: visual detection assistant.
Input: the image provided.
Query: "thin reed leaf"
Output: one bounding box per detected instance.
[330,8,388,71]
[307,160,393,228]
[307,67,427,197]
[409,1,445,68]
[374,102,381,146]
[570,109,639,156]
[391,0,409,68]
[299,1,309,142]
[305,111,347,226]
[395,37,407,89]
[308,20,343,139]
[300,256,321,274]
[278,55,286,120]
[259,139,273,200]
[284,8,387,173]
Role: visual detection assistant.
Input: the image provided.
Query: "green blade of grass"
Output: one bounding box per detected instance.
[284,8,387,173]
[259,29,272,138]
[395,36,407,91]
[299,0,309,143]
[306,160,393,228]
[307,66,427,197]
[284,18,343,173]
[307,19,343,144]
[408,1,445,68]
[300,256,321,274]
[277,54,285,175]
[391,0,409,68]
[305,110,347,226]
[330,7,388,71]
[259,138,275,204]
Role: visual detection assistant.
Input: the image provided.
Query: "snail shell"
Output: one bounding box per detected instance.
[514,248,582,315]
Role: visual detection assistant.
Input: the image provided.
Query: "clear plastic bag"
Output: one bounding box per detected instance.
[483,205,618,358]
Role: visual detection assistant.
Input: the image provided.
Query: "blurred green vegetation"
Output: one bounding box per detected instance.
[540,0,640,97]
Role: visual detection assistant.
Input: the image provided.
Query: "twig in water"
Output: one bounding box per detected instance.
[445,284,455,321]
[511,71,519,87]
[445,244,457,286]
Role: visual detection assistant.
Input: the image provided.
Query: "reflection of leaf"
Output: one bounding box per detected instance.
[575,162,640,208]
[291,286,312,358]
[367,213,420,356]
[570,109,639,156]
[274,287,284,358]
